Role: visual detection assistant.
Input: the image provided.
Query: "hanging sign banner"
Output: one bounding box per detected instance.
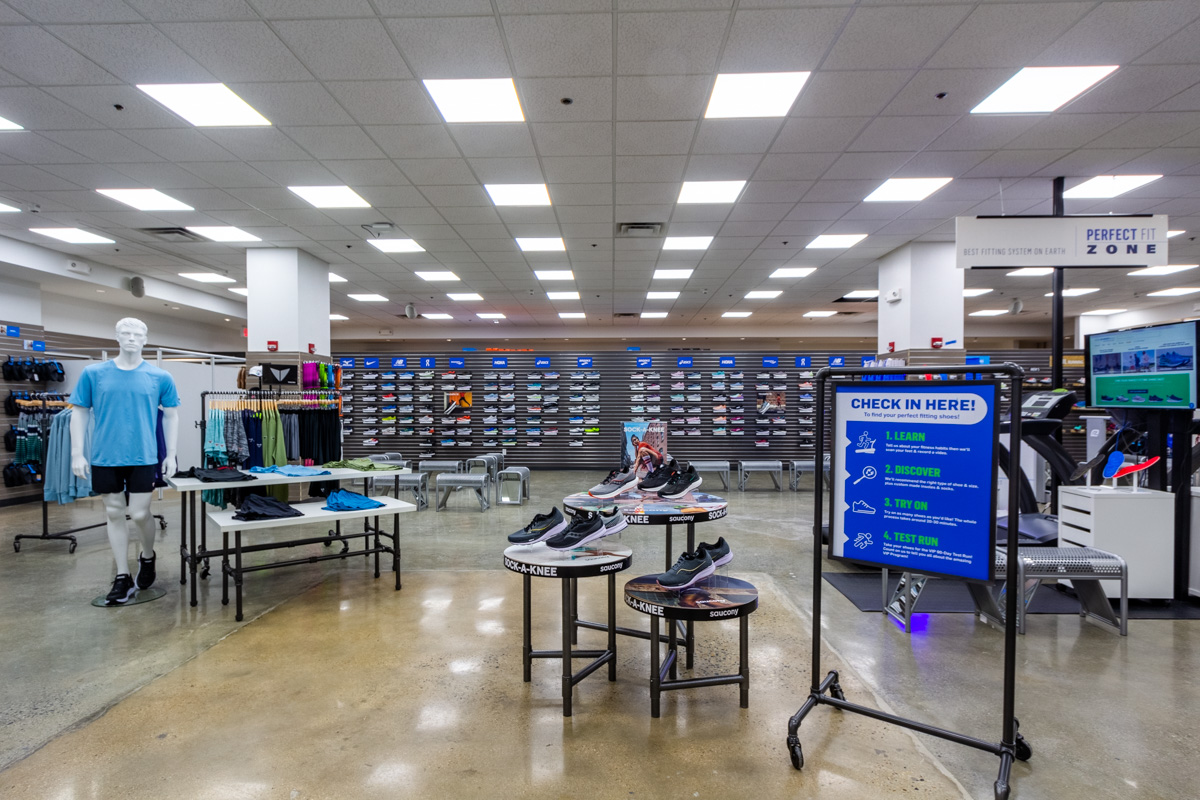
[955,215,1169,268]
[830,382,998,582]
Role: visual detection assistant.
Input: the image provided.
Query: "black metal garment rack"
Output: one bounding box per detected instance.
[784,363,1030,800]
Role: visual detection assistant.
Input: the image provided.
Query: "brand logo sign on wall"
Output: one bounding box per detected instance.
[449,357,465,368]
[534,357,551,367]
[637,356,652,368]
[419,357,435,368]
[577,357,593,367]
[796,356,812,368]
[5,325,18,337]
[391,357,407,368]
[364,357,379,369]
[955,215,1169,268]
[339,358,356,368]
[762,356,779,368]
[492,357,508,367]
[830,356,846,367]
[719,357,736,367]
[677,356,693,367]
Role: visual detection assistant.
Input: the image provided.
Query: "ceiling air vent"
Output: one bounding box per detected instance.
[613,312,640,318]
[138,227,204,242]
[616,222,663,237]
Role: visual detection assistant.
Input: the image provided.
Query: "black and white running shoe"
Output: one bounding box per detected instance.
[508,508,568,545]
[105,573,137,605]
[656,550,715,590]
[546,508,626,550]
[697,537,732,568]
[658,464,702,499]
[588,467,638,498]
[637,458,678,492]
[135,551,157,590]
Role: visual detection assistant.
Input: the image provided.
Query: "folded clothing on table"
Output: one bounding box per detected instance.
[322,489,384,512]
[231,495,303,521]
[321,458,401,471]
[249,464,332,477]
[174,466,254,483]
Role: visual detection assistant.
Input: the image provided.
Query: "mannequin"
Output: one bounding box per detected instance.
[70,318,179,605]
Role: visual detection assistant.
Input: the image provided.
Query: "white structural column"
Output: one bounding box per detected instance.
[876,242,964,357]
[245,248,331,357]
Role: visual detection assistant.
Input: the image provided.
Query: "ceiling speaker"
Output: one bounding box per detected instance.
[129,276,145,298]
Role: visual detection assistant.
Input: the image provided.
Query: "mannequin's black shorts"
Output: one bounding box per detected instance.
[92,465,157,494]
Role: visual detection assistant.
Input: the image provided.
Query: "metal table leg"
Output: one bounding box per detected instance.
[523,574,532,682]
[189,492,199,606]
[221,527,229,607]
[650,614,661,718]
[234,529,244,622]
[740,614,750,708]
[607,573,617,681]
[570,577,579,645]
[393,513,401,590]
[561,577,573,717]
[179,492,187,587]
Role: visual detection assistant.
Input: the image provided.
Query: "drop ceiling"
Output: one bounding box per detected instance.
[0,0,1197,335]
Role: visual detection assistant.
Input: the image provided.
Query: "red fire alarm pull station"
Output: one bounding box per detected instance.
[267,340,278,352]
[930,337,943,349]
[308,343,316,354]
[887,341,895,353]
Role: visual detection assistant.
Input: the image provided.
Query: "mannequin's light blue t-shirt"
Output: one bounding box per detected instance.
[70,361,180,467]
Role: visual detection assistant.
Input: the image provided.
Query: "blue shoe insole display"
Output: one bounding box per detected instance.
[1102,451,1126,479]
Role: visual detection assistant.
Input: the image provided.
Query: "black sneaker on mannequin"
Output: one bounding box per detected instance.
[105,573,137,605]
[135,551,156,590]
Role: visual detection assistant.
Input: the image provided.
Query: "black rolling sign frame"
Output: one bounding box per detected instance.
[786,363,1031,800]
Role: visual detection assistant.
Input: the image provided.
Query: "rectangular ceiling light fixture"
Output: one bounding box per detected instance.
[647,291,680,300]
[662,236,713,250]
[1007,267,1054,276]
[516,237,565,252]
[477,312,506,319]
[423,78,524,123]
[745,290,782,299]
[1081,308,1126,316]
[97,188,193,211]
[29,227,114,244]
[705,72,811,118]
[770,267,815,279]
[1148,287,1200,297]
[186,226,260,242]
[722,311,752,318]
[329,273,347,283]
[0,115,22,130]
[1043,288,1098,297]
[415,271,459,281]
[640,311,668,318]
[558,312,585,319]
[137,83,271,126]
[653,269,694,279]
[348,293,388,302]
[228,287,249,296]
[289,185,370,208]
[422,313,453,320]
[969,309,1009,316]
[1129,264,1198,276]
[1167,230,1185,238]
[484,183,551,206]
[843,289,880,299]
[803,310,836,317]
[863,177,952,202]
[0,200,22,212]
[970,66,1118,114]
[179,272,235,283]
[535,270,573,280]
[807,234,867,249]
[678,180,746,204]
[1063,175,1162,199]
[547,291,580,300]
[448,293,483,301]
[368,238,424,253]
[963,288,994,297]
[329,314,349,320]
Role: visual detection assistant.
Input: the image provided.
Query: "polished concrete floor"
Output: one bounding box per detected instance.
[0,471,1196,799]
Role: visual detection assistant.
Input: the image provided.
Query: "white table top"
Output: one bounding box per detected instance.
[206,495,416,532]
[166,467,410,492]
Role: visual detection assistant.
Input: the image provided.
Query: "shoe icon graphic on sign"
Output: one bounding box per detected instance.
[851,500,876,515]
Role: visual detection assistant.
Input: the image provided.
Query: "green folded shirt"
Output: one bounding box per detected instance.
[321,458,402,471]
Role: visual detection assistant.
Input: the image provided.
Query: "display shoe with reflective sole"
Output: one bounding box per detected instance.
[656,550,715,590]
[697,537,732,568]
[508,507,568,545]
[658,465,702,499]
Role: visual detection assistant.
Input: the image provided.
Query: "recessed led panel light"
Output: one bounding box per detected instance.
[535,270,573,281]
[970,66,1118,114]
[0,115,22,130]
[807,234,866,249]
[640,312,668,319]
[704,72,811,118]
[863,177,952,203]
[29,227,114,244]
[423,78,524,123]
[745,290,782,299]
[136,83,271,126]
[415,271,459,281]
[179,272,235,284]
[1081,309,1127,316]
[1129,264,1198,277]
[1043,288,1098,297]
[0,201,21,213]
[348,293,388,302]
[1007,267,1054,277]
[803,311,837,317]
[484,183,550,206]
[186,226,260,242]
[722,311,752,318]
[647,291,680,300]
[329,273,347,283]
[422,313,453,320]
[1167,230,1185,238]
[516,237,565,252]
[367,238,424,253]
[677,180,746,204]
[329,314,349,321]
[843,289,879,299]
[1062,175,1162,199]
[228,287,249,296]
[770,267,815,279]
[97,188,193,211]
[1148,287,1200,297]
[288,185,370,209]
[448,293,483,301]
[558,312,585,319]
[653,269,694,279]
[477,312,506,319]
[969,309,1009,316]
[547,291,580,300]
[963,288,994,297]
[662,236,713,250]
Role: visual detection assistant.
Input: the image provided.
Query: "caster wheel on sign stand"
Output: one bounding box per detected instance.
[830,683,845,702]
[787,736,804,770]
[69,541,77,554]
[325,529,335,547]
[13,539,20,553]
[1015,734,1032,762]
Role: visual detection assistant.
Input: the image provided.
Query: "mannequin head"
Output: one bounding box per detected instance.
[115,318,148,355]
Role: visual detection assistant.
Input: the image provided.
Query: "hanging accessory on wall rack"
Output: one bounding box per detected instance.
[3,357,66,383]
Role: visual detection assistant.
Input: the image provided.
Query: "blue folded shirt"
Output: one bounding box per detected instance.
[249,465,332,477]
[322,489,384,512]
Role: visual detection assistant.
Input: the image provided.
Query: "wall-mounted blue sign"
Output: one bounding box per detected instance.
[636,356,652,368]
[534,357,551,367]
[762,356,779,368]
[449,357,465,368]
[677,356,693,367]
[577,357,593,368]
[829,356,846,367]
[626,346,641,351]
[5,325,18,337]
[419,357,435,369]
[339,357,356,368]
[30,340,44,352]
[719,357,736,367]
[492,357,508,367]
[391,357,407,368]
[364,357,380,369]
[796,356,811,368]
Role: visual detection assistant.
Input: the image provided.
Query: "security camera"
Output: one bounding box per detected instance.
[27,203,40,213]
[1009,298,1023,315]
[404,303,417,319]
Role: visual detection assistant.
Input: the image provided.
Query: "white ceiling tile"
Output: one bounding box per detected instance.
[498,207,558,225]
[727,203,791,222]
[548,183,612,205]
[395,157,478,184]
[1031,148,1149,178]
[249,0,375,17]
[683,154,763,181]
[821,151,913,180]
[157,22,314,82]
[119,129,235,163]
[801,180,878,203]
[849,116,958,152]
[1119,148,1200,176]
[617,11,726,75]
[467,157,544,182]
[543,156,613,183]
[896,150,991,179]
[123,0,257,20]
[1086,112,1200,149]
[282,126,387,160]
[532,122,612,156]
[273,20,411,81]
[615,121,696,156]
[754,153,837,181]
[1065,65,1200,114]
[615,155,686,182]
[222,187,307,207]
[615,182,677,205]
[0,27,119,85]
[928,116,1041,151]
[224,82,354,127]
[823,5,973,71]
[5,0,141,23]
[1137,17,1200,65]
[671,205,729,223]
[720,8,848,72]
[45,24,214,84]
[556,205,613,223]
[503,13,613,77]
[616,75,711,121]
[416,185,491,206]
[322,160,412,187]
[791,70,913,118]
[741,181,811,203]
[0,165,92,191]
[376,0,492,13]
[354,184,432,205]
[692,120,782,154]
[449,124,537,158]
[114,161,218,189]
[440,206,502,224]
[36,164,139,189]
[963,149,1074,178]
[39,130,164,164]
[202,129,315,161]
[1004,113,1134,150]
[325,81,442,125]
[45,86,192,130]
[366,125,460,159]
[0,133,88,164]
[1033,0,1200,67]
[387,16,511,79]
[158,187,246,208]
[177,161,276,188]
[771,118,870,153]
[517,77,612,123]
[926,2,1091,69]
[243,159,339,185]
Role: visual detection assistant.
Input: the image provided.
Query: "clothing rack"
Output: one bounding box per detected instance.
[199,389,342,470]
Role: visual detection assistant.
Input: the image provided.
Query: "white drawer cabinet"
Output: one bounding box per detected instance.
[1057,486,1175,600]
